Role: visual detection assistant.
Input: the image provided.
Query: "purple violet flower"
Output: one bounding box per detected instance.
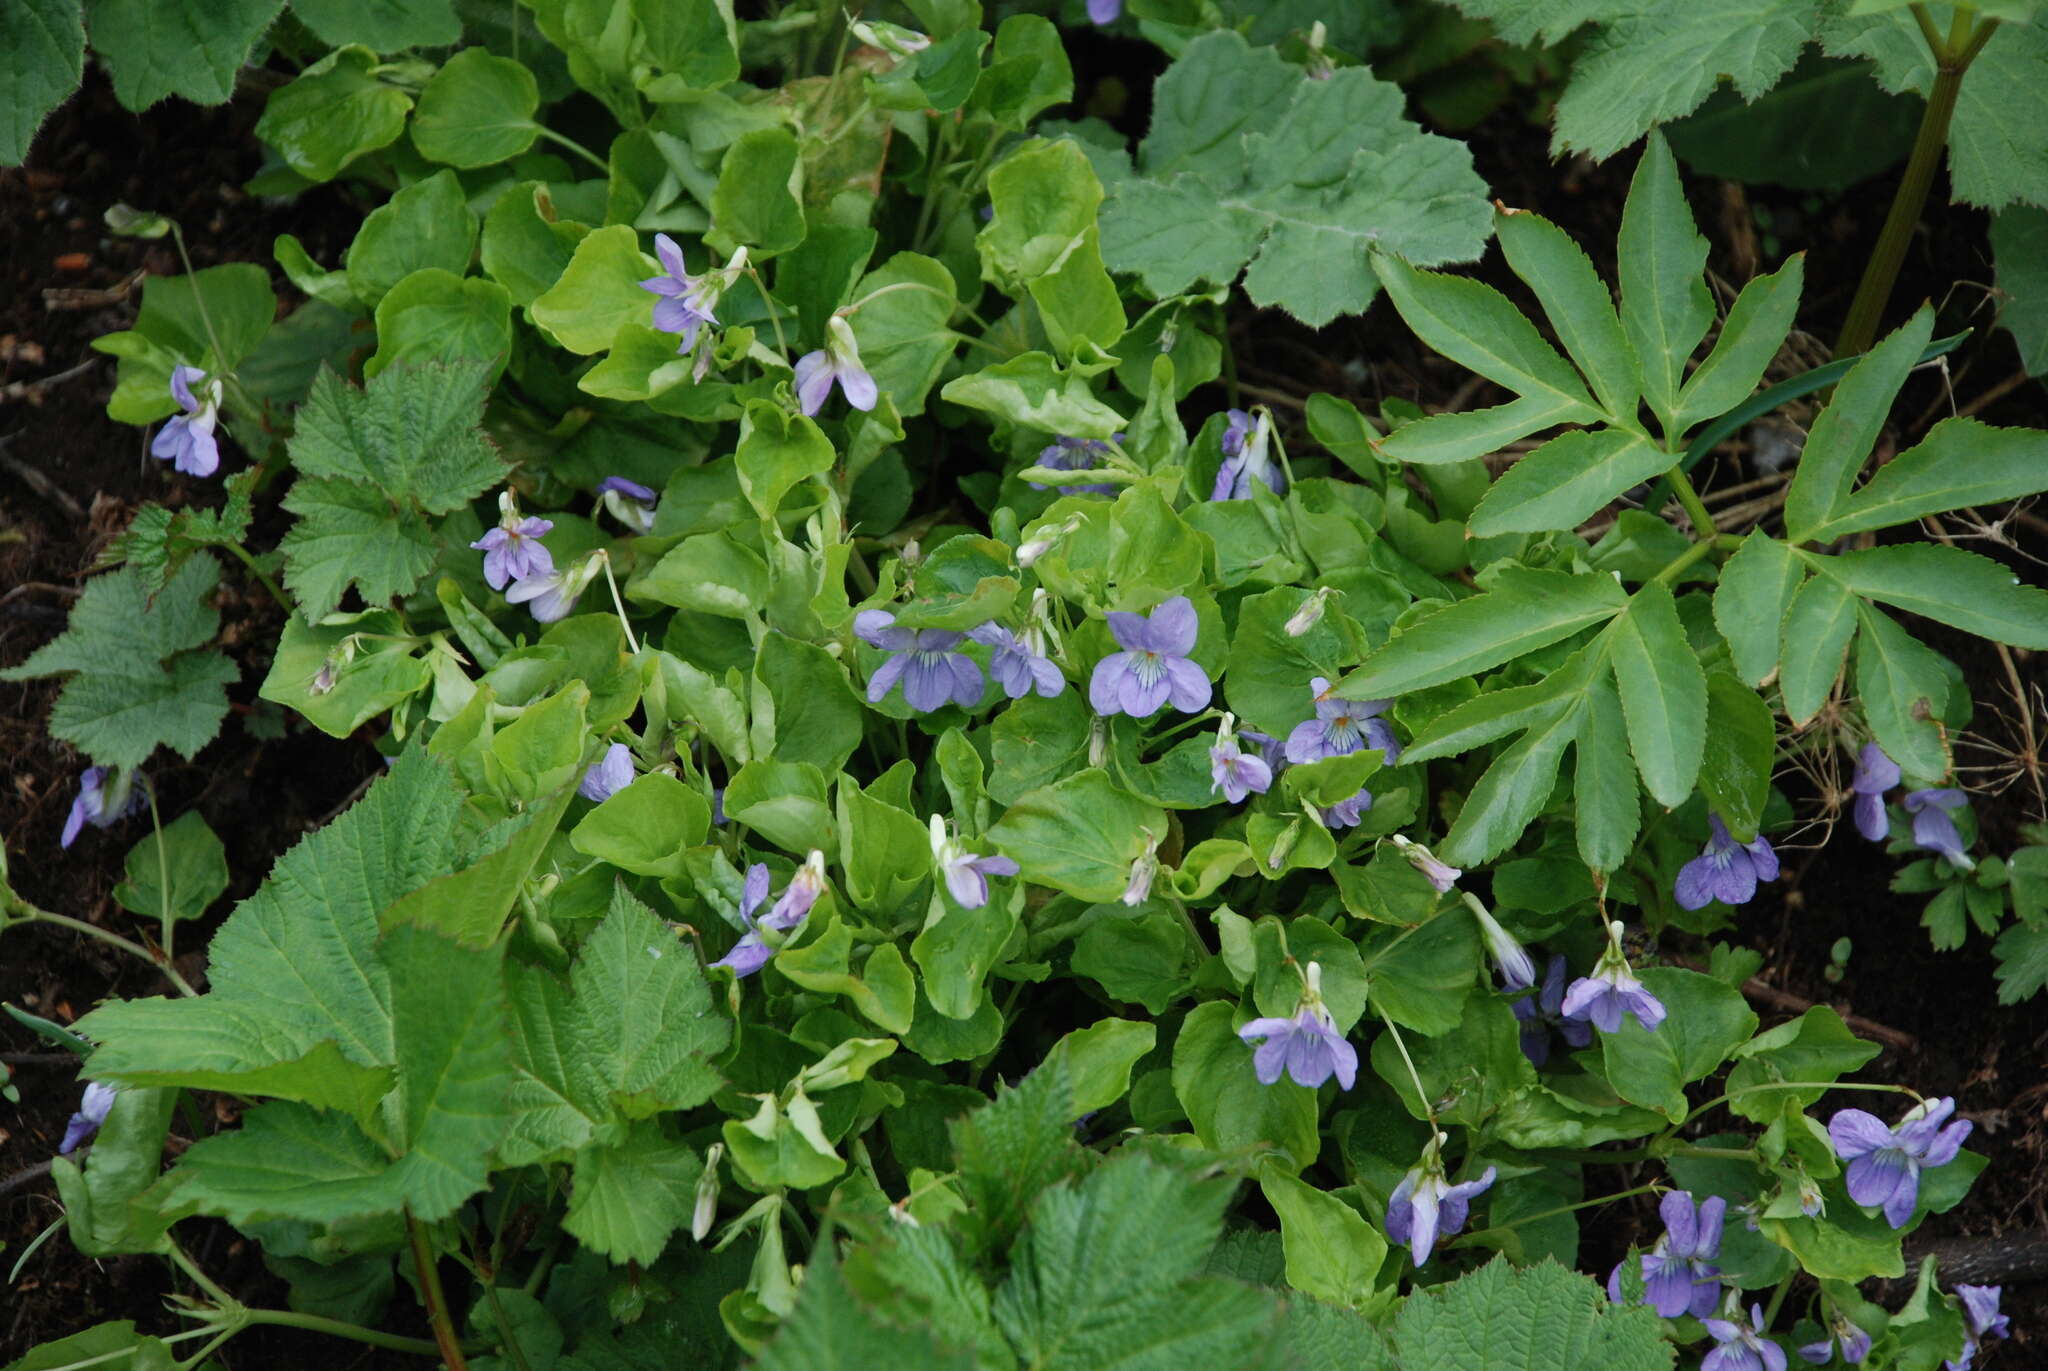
[930,815,1018,908]
[1211,407,1285,501]
[1947,1284,2009,1371]
[597,476,659,534]
[795,315,878,415]
[1391,834,1460,892]
[506,552,601,623]
[1903,788,1973,870]
[472,492,556,591]
[1030,435,1121,496]
[1088,596,1211,718]
[1849,743,1899,842]
[1608,1191,1726,1319]
[152,365,223,477]
[1704,1304,1788,1371]
[58,1081,117,1156]
[1676,813,1780,910]
[968,621,1065,700]
[1386,1131,1495,1266]
[639,233,718,352]
[60,765,144,849]
[1512,954,1594,1067]
[1087,0,1121,22]
[1562,921,1666,1034]
[713,853,826,978]
[1828,1096,1972,1228]
[1210,714,1273,804]
[1798,1315,1871,1366]
[578,743,634,802]
[1236,962,1356,1090]
[1283,677,1400,764]
[857,609,984,712]
[1319,787,1374,830]
[1464,893,1535,991]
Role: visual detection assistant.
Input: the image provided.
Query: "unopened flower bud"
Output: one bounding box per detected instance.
[692,1142,724,1240]
[1122,833,1158,906]
[1463,892,1534,991]
[1285,586,1338,637]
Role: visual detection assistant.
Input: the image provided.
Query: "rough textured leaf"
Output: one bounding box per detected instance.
[1389,1257,1674,1370]
[756,1256,977,1371]
[84,0,284,109]
[563,1120,704,1265]
[0,0,85,165]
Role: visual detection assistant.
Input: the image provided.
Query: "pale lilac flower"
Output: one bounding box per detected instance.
[1849,743,1899,842]
[1608,1191,1725,1319]
[152,365,223,477]
[1030,435,1119,496]
[472,492,555,591]
[713,853,826,977]
[1283,678,1399,764]
[929,814,1018,909]
[1390,834,1460,892]
[60,765,144,849]
[795,315,877,415]
[1087,0,1121,22]
[968,621,1064,700]
[1676,813,1780,910]
[578,743,634,801]
[1463,892,1534,991]
[1799,1315,1871,1365]
[1828,1096,1972,1228]
[857,610,983,712]
[639,233,718,352]
[58,1081,117,1156]
[1121,834,1158,906]
[1386,1131,1495,1265]
[1284,587,1336,637]
[1211,407,1285,501]
[1947,1284,2009,1371]
[597,476,658,534]
[1512,954,1593,1067]
[1088,596,1210,718]
[1903,789,1973,870]
[1562,921,1666,1034]
[1237,963,1356,1090]
[506,551,601,622]
[1209,714,1273,804]
[1319,787,1373,830]
[1704,1304,1787,1371]
[1240,726,1285,772]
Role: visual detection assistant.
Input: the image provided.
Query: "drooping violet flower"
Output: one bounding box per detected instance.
[1211,406,1285,501]
[578,743,634,802]
[1849,743,1900,842]
[1798,1315,1871,1366]
[1703,1304,1788,1371]
[969,600,1065,700]
[1511,954,1593,1067]
[1209,713,1273,804]
[1903,789,1974,870]
[1121,833,1159,906]
[1319,787,1374,830]
[857,609,984,712]
[152,365,223,477]
[1087,0,1121,23]
[1284,677,1400,764]
[1390,834,1460,892]
[1562,921,1666,1034]
[1828,1096,1972,1228]
[597,476,658,534]
[1386,1130,1495,1266]
[795,315,878,415]
[713,853,826,978]
[1240,726,1285,773]
[1608,1191,1726,1320]
[506,550,602,623]
[1946,1284,2009,1371]
[1237,962,1356,1090]
[1462,892,1534,991]
[1676,813,1780,910]
[929,814,1018,909]
[1030,435,1120,496]
[472,491,556,591]
[848,17,931,60]
[639,233,718,352]
[1088,596,1211,718]
[60,765,144,849]
[58,1081,117,1156]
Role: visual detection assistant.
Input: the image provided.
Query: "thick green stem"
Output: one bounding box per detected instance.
[408,1210,471,1371]
[1665,463,1717,542]
[1833,17,1996,358]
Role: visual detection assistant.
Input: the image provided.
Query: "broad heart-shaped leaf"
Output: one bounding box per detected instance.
[709,125,806,258]
[365,268,514,379]
[345,168,478,308]
[981,138,1123,358]
[82,0,282,109]
[1782,306,1932,540]
[1171,1001,1322,1172]
[411,47,539,168]
[992,1153,1282,1371]
[288,0,460,49]
[1098,31,1490,327]
[988,769,1165,904]
[1466,428,1671,536]
[1259,1168,1388,1310]
[848,252,958,417]
[531,224,657,354]
[0,558,237,770]
[1388,1257,1672,1369]
[254,45,413,182]
[96,264,278,421]
[76,750,464,1114]
[113,809,229,925]
[1802,416,2048,541]
[1617,131,1713,430]
[1606,581,1706,808]
[736,401,835,518]
[1335,567,1626,700]
[1,0,85,166]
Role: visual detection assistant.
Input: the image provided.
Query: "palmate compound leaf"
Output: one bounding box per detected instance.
[0,557,237,770]
[1388,1257,1673,1370]
[1095,31,1490,327]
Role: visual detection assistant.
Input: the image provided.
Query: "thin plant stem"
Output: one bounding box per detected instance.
[222,542,291,612]
[1683,1079,1918,1121]
[242,1307,463,1358]
[168,1238,237,1307]
[598,551,640,654]
[1379,1016,1436,1125]
[9,902,199,997]
[531,125,610,174]
[1488,1181,1665,1232]
[146,786,174,968]
[745,265,792,360]
[407,1209,471,1371]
